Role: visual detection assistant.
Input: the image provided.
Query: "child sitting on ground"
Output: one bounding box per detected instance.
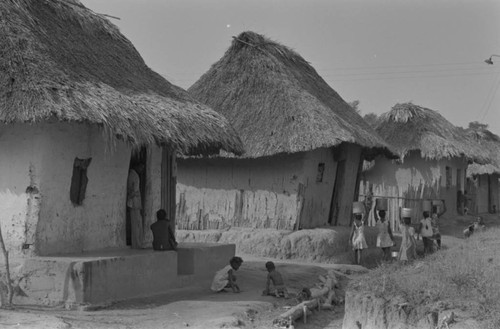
[211,256,243,293]
[262,261,289,298]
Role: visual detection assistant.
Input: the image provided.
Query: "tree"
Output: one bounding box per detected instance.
[363,112,380,129]
[348,100,361,114]
[468,121,488,131]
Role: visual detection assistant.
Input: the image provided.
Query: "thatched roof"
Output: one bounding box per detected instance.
[376,102,488,162]
[188,31,394,158]
[466,126,500,175]
[0,0,243,155]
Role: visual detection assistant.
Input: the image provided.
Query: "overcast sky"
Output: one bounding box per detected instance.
[82,0,500,135]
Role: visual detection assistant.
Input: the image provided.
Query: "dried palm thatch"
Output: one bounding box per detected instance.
[376,102,488,162]
[0,0,243,155]
[466,126,500,175]
[188,31,394,158]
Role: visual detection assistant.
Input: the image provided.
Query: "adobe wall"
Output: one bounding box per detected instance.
[176,152,305,230]
[360,152,467,229]
[176,148,338,229]
[15,243,235,306]
[0,123,133,257]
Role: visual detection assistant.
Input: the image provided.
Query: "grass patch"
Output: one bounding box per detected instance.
[351,227,500,328]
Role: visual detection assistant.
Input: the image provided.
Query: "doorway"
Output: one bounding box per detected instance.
[126,147,147,246]
[328,159,346,225]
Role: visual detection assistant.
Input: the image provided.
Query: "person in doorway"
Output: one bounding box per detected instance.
[349,213,368,265]
[398,217,417,264]
[211,256,243,293]
[375,210,395,261]
[150,209,177,251]
[127,163,144,248]
[419,211,434,255]
[463,191,470,215]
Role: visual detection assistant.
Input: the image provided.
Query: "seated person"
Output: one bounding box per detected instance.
[150,209,177,251]
[262,261,288,298]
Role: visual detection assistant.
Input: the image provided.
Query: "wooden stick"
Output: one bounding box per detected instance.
[275,299,318,323]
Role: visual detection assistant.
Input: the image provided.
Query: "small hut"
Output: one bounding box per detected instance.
[177,31,394,230]
[359,102,488,228]
[465,125,500,214]
[0,0,242,259]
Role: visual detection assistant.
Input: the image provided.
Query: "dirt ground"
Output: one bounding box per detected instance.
[1,260,365,329]
[2,212,497,329]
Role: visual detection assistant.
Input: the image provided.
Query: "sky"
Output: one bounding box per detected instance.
[81,0,500,135]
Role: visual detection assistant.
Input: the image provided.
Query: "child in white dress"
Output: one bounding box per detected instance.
[211,256,243,293]
[349,213,367,265]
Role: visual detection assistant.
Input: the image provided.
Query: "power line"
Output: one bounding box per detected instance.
[317,61,484,72]
[320,67,497,78]
[327,71,500,82]
[479,72,500,122]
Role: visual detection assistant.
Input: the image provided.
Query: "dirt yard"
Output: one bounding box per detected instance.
[1,259,367,329]
[2,212,497,329]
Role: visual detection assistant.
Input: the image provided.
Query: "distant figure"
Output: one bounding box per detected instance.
[127,163,144,248]
[349,213,368,265]
[262,261,288,298]
[419,211,434,255]
[464,216,485,238]
[211,256,243,293]
[463,191,469,215]
[375,210,395,261]
[399,217,417,264]
[457,190,465,215]
[431,200,446,250]
[150,209,177,251]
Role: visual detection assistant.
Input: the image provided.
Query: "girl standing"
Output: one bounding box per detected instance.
[375,210,395,261]
[399,217,417,264]
[349,213,368,265]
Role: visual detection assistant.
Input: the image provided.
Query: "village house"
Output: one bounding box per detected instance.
[176,31,394,231]
[0,0,242,306]
[465,125,500,214]
[359,103,488,229]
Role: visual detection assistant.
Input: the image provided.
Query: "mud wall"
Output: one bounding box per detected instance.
[0,123,133,257]
[359,151,467,230]
[468,174,500,214]
[176,148,338,230]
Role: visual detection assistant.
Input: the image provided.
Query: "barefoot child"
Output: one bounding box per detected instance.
[399,215,417,264]
[211,256,243,293]
[375,209,395,261]
[262,261,288,298]
[349,206,367,265]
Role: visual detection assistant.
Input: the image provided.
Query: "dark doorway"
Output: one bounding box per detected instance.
[328,159,346,225]
[126,147,147,246]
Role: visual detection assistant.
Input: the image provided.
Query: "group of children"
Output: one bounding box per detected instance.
[210,200,447,294]
[349,200,446,265]
[210,257,288,297]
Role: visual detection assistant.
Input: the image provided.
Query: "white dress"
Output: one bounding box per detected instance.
[211,265,232,292]
[352,222,368,250]
[376,220,393,248]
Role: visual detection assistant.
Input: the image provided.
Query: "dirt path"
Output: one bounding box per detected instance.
[2,259,362,329]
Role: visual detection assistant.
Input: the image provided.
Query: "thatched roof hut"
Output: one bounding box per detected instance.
[188,31,393,158]
[466,126,500,175]
[0,0,243,155]
[376,102,488,162]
